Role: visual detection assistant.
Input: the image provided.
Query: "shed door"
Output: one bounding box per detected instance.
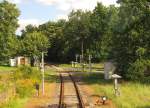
[20,58,25,65]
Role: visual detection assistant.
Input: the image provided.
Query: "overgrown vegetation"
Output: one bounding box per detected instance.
[14,66,41,97]
[83,73,150,108]
[0,98,28,108]
[0,66,41,107]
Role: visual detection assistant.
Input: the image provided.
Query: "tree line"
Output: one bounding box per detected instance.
[0,0,150,80]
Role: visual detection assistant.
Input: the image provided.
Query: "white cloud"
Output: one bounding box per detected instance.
[7,0,21,4]
[35,0,118,22]
[36,0,56,5]
[16,19,43,35]
[56,14,68,21]
[13,0,118,34]
[7,0,30,4]
[36,0,117,22]
[36,0,118,12]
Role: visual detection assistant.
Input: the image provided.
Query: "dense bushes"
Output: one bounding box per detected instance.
[16,79,35,98]
[14,66,41,97]
[126,59,148,80]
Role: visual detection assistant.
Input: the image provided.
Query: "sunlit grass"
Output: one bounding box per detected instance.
[0,98,28,108]
[59,64,71,67]
[83,73,150,108]
[59,63,104,73]
[44,66,59,83]
[0,66,16,72]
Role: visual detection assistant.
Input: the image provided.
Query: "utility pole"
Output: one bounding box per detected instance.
[41,52,45,95]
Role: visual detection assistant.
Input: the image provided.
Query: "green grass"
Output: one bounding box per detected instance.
[0,97,28,108]
[59,63,104,73]
[44,66,59,83]
[59,64,71,67]
[92,63,104,68]
[82,73,150,108]
[0,66,16,73]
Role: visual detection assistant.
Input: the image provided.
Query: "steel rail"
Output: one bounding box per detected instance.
[69,73,85,108]
[58,74,64,108]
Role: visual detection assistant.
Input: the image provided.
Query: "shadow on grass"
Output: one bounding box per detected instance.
[92,67,104,71]
[45,74,59,83]
[74,72,113,85]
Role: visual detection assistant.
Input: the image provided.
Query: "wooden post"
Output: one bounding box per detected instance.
[41,52,45,95]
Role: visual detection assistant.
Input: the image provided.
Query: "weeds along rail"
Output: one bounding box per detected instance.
[59,72,85,108]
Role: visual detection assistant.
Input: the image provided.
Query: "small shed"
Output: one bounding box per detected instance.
[10,56,30,67]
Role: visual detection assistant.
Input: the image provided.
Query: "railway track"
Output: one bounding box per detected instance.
[59,72,85,108]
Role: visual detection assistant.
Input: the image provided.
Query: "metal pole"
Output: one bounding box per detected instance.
[89,55,92,73]
[81,40,84,63]
[81,40,84,72]
[75,55,78,62]
[114,78,120,96]
[41,52,45,95]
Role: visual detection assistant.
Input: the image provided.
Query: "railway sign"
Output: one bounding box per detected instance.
[112,74,122,96]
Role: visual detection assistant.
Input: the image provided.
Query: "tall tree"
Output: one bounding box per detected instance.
[89,3,118,61]
[39,20,66,62]
[113,0,150,79]
[0,1,20,63]
[22,29,50,66]
[64,10,91,61]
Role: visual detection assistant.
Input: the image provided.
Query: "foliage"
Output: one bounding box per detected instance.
[37,4,118,63]
[20,28,50,66]
[39,20,66,62]
[16,79,35,98]
[112,0,150,79]
[63,10,92,61]
[90,4,119,60]
[14,66,41,97]
[14,65,41,81]
[22,30,50,57]
[0,1,20,63]
[127,59,150,80]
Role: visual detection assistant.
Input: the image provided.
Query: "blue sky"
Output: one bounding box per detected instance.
[6,0,117,34]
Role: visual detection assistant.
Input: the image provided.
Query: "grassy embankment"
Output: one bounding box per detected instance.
[0,66,25,108]
[83,73,150,108]
[0,65,58,108]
